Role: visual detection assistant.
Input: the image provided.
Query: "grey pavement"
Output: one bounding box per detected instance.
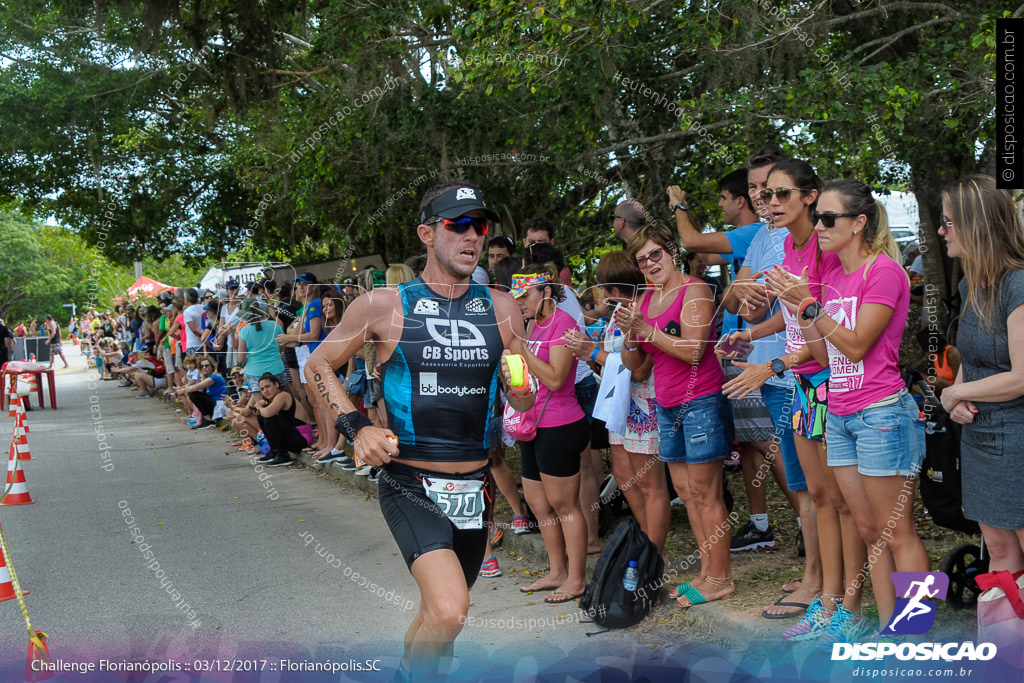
[0,345,757,682]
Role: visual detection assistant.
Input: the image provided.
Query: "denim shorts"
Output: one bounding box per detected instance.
[656,391,734,465]
[574,374,599,425]
[826,390,925,477]
[761,382,806,492]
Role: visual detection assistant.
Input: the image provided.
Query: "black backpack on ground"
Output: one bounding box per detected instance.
[579,517,664,629]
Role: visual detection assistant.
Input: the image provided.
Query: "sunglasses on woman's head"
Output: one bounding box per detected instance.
[811,210,862,228]
[759,187,809,203]
[635,247,666,269]
[433,216,489,236]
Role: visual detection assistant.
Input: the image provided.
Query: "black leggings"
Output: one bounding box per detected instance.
[258,414,308,455]
[192,391,216,419]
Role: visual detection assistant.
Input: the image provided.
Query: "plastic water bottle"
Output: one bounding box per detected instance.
[622,561,639,592]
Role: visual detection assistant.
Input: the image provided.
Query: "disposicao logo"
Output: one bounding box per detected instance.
[832,571,997,663]
[884,571,949,635]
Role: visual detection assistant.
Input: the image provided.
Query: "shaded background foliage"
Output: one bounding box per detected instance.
[0,0,1008,323]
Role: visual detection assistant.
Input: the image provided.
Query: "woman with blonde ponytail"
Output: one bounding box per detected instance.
[767,178,928,644]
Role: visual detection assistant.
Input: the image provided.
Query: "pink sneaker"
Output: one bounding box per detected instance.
[480,556,501,578]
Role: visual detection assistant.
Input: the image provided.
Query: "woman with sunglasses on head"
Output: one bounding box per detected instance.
[174,357,227,430]
[767,179,928,644]
[731,160,868,639]
[511,261,592,604]
[937,175,1024,584]
[617,221,734,608]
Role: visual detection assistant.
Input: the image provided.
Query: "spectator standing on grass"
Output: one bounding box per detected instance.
[44,314,69,368]
[618,220,735,608]
[768,178,928,644]
[182,288,204,355]
[510,261,591,604]
[938,175,1024,585]
[717,147,821,613]
[730,160,867,639]
[668,169,798,562]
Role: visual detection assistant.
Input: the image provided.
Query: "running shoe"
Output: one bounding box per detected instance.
[479,556,502,578]
[816,604,871,649]
[266,453,293,468]
[367,467,380,483]
[135,393,151,399]
[512,514,530,535]
[316,451,348,465]
[866,630,905,646]
[257,451,276,463]
[730,521,776,552]
[340,458,359,471]
[187,418,198,425]
[782,598,833,641]
[192,419,215,430]
[355,465,373,476]
[489,523,503,547]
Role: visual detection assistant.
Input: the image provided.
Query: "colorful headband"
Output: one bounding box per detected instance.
[510,273,554,299]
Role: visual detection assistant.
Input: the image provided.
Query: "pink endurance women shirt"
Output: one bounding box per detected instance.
[782,232,827,376]
[819,253,909,415]
[528,307,585,428]
[638,280,724,408]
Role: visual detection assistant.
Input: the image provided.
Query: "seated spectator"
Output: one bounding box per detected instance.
[253,372,313,468]
[132,342,169,398]
[174,357,226,429]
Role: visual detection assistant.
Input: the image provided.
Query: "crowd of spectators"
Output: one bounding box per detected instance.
[81,157,1021,647]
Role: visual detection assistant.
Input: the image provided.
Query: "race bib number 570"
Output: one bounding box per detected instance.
[422,477,485,530]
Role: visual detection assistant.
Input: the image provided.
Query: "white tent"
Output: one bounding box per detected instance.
[198,265,268,292]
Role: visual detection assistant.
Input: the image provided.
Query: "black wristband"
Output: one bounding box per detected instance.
[336,411,373,441]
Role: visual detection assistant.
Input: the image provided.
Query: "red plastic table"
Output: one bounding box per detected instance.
[1,368,57,410]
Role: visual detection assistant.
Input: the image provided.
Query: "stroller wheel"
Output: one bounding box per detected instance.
[939,543,988,610]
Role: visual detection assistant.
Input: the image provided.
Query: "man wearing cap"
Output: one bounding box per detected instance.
[305,179,535,681]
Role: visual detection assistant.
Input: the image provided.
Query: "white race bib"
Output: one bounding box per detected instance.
[421,477,485,530]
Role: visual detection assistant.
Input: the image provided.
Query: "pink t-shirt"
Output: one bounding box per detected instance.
[528,308,585,428]
[639,280,724,408]
[176,313,186,350]
[819,253,909,415]
[782,233,827,376]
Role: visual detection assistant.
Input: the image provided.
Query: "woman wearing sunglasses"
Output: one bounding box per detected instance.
[511,262,591,604]
[937,175,1024,591]
[729,160,868,638]
[767,179,928,644]
[617,221,734,608]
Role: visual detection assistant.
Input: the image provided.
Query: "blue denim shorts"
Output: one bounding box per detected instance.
[656,392,734,465]
[826,390,925,477]
[761,382,806,492]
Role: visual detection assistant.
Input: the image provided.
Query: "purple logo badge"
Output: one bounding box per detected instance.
[882,571,949,635]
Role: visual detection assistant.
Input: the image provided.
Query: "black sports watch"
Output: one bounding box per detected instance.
[801,301,823,321]
[672,201,689,214]
[770,358,787,378]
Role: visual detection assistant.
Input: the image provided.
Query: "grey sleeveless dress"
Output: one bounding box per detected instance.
[957,270,1024,530]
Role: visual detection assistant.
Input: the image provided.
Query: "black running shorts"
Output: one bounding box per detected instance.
[377,460,491,589]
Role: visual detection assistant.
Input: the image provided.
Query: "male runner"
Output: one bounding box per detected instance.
[305,180,535,680]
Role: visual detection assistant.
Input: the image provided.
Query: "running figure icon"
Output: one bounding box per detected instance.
[883,571,950,635]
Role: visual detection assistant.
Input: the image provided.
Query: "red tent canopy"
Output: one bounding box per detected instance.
[126,276,174,298]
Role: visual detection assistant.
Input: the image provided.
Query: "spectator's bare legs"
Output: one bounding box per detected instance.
[578,442,603,554]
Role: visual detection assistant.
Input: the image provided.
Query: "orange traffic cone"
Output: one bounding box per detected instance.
[13,429,31,461]
[0,532,27,602]
[16,410,29,434]
[2,449,34,506]
[7,392,22,418]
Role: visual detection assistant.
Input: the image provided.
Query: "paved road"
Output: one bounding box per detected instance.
[0,346,722,682]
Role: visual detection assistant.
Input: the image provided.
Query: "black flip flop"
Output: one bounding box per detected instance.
[519,584,557,594]
[761,597,811,620]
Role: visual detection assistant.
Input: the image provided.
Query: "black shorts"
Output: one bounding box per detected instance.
[520,418,591,480]
[282,346,299,370]
[378,460,491,589]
